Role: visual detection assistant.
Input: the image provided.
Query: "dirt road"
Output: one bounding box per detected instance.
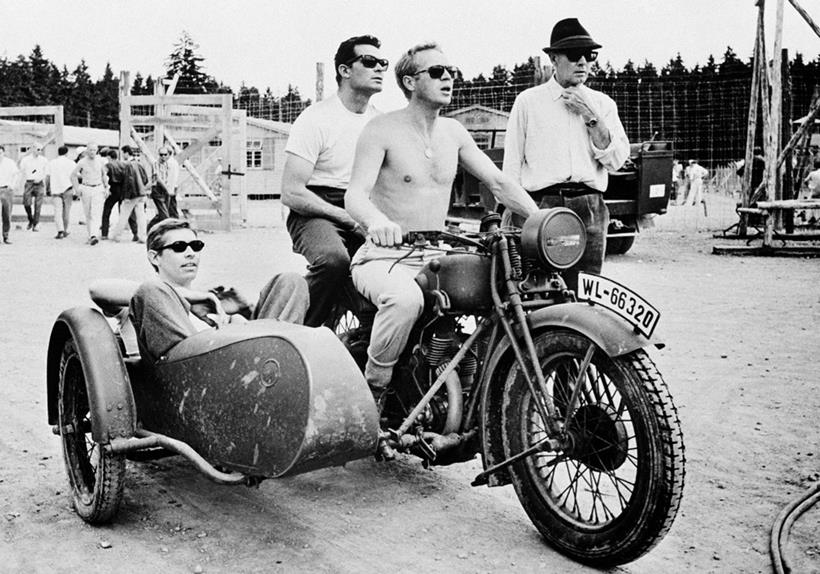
[1,197,818,573]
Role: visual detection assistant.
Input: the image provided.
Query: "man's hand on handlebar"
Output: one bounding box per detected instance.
[366,217,403,246]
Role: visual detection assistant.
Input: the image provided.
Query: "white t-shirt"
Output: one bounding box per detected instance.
[0,156,20,188]
[285,94,379,189]
[47,156,77,194]
[19,154,48,183]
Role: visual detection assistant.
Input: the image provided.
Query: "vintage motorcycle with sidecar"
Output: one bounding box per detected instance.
[46,207,684,567]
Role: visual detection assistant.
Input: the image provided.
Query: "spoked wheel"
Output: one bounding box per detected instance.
[502,330,685,566]
[58,337,125,523]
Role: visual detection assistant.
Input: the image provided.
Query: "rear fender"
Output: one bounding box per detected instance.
[477,302,661,485]
[46,307,136,444]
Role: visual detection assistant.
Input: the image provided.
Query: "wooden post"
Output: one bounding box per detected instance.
[119,71,131,148]
[769,0,785,231]
[54,105,64,148]
[787,0,820,38]
[740,17,763,235]
[153,74,165,154]
[221,93,233,231]
[316,62,324,102]
[781,49,794,231]
[237,109,248,225]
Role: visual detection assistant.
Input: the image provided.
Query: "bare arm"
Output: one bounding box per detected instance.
[456,124,538,218]
[344,120,402,246]
[281,153,357,227]
[70,163,81,194]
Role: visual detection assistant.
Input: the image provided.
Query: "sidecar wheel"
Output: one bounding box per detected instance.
[58,337,126,524]
[502,330,685,566]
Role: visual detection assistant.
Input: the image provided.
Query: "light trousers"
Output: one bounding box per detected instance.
[52,189,73,233]
[110,196,147,242]
[80,184,106,239]
[351,242,437,389]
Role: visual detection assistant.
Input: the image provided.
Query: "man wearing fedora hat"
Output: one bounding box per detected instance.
[503,17,629,293]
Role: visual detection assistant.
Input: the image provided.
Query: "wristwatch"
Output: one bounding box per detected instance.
[585,117,599,128]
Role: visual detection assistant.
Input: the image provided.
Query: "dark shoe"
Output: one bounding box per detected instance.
[63,231,70,238]
[132,235,140,242]
[100,235,109,241]
[3,237,11,244]
[89,236,99,246]
[55,231,65,239]
[32,224,40,232]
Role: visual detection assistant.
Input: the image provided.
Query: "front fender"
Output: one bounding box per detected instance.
[47,306,136,444]
[477,302,661,486]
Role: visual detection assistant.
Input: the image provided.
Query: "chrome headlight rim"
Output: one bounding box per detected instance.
[520,208,587,270]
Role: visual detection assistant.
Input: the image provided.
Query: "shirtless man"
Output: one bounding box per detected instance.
[345,42,539,399]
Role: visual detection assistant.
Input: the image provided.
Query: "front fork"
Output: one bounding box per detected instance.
[472,236,596,486]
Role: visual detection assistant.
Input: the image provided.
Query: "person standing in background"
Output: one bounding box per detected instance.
[19,143,48,231]
[46,145,77,239]
[71,143,109,246]
[0,145,20,244]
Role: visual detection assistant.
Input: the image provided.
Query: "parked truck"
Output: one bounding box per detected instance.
[449,141,674,256]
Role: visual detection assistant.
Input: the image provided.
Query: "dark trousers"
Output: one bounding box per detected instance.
[0,187,12,238]
[510,185,609,294]
[286,211,364,328]
[168,194,179,219]
[148,185,171,231]
[101,192,137,238]
[23,180,45,226]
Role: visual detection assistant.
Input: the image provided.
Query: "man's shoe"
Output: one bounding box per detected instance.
[63,231,70,238]
[100,235,109,241]
[55,231,65,239]
[89,236,99,246]
[26,222,32,230]
[132,235,140,242]
[32,224,39,232]
[3,237,11,244]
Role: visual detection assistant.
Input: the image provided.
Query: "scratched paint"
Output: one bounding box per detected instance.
[241,370,259,389]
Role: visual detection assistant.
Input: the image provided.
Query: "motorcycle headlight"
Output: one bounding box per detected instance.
[520,208,586,270]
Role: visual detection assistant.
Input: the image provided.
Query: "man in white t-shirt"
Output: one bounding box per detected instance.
[19,143,48,231]
[46,145,78,239]
[71,142,109,246]
[0,145,20,244]
[281,34,385,327]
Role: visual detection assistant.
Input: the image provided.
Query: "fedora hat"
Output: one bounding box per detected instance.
[542,18,602,53]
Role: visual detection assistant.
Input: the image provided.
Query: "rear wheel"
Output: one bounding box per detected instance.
[502,331,684,566]
[58,337,126,523]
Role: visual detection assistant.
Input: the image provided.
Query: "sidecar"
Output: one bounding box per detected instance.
[46,280,379,523]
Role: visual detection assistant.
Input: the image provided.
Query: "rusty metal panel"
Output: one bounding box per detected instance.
[131,322,378,477]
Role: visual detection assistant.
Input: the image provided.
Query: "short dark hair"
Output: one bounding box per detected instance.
[146,218,197,271]
[0,145,5,152]
[58,145,68,156]
[107,149,119,160]
[121,145,135,157]
[334,35,381,85]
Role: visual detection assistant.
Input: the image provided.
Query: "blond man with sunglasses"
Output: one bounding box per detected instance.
[129,218,309,365]
[503,18,630,293]
[282,35,385,328]
[345,42,538,401]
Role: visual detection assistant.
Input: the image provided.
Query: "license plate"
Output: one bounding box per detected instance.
[576,273,660,338]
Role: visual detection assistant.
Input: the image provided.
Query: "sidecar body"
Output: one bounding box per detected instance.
[46,280,379,522]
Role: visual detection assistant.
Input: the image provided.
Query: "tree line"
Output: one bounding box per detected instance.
[1,37,817,165]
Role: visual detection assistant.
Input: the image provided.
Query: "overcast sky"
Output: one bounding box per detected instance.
[2,0,818,111]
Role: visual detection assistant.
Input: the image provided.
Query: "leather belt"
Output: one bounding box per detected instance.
[532,182,600,200]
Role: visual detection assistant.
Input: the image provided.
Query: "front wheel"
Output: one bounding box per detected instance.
[502,331,685,566]
[58,337,126,523]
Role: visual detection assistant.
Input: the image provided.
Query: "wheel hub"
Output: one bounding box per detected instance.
[565,404,628,472]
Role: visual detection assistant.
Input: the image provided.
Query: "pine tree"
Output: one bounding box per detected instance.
[165,31,212,93]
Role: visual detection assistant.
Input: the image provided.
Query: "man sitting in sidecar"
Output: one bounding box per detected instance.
[130,218,308,364]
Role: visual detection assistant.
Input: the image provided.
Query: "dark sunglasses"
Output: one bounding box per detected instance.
[413,65,457,80]
[561,49,598,63]
[158,153,169,157]
[156,239,205,253]
[347,54,389,69]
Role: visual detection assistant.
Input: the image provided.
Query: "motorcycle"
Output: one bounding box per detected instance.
[331,207,685,566]
[45,207,683,568]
